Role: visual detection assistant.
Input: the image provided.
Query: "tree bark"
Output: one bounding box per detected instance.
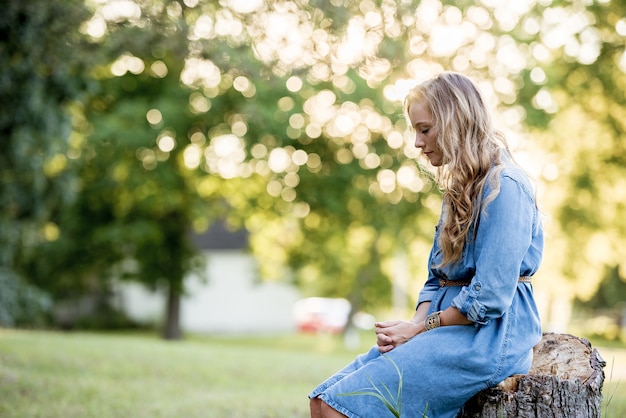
[458,333,606,418]
[162,284,182,340]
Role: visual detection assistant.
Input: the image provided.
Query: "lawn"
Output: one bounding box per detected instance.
[0,329,625,417]
[0,329,366,418]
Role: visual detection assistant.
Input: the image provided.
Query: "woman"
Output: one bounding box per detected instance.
[309,72,543,418]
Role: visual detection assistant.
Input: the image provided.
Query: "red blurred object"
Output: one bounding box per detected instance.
[292,297,351,334]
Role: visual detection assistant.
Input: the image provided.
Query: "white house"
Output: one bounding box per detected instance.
[115,221,301,334]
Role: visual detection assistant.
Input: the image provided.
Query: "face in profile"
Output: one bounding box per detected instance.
[408,100,443,167]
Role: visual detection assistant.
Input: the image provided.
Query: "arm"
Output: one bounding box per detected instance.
[412,301,472,328]
[375,208,474,352]
[375,303,472,353]
[451,174,537,324]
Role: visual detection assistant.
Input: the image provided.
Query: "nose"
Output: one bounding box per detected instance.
[414,132,424,148]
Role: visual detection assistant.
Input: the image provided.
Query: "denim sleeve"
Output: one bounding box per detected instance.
[417,273,441,305]
[417,222,443,306]
[451,174,536,325]
[417,278,439,306]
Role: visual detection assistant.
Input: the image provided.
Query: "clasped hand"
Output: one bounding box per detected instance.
[375,320,422,353]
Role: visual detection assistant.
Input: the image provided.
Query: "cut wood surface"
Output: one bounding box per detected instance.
[458,333,606,418]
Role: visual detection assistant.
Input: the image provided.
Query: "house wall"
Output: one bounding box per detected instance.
[115,250,300,334]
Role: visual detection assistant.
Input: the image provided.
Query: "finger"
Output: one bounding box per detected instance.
[377,344,394,353]
[376,331,392,341]
[375,320,398,328]
[376,334,391,346]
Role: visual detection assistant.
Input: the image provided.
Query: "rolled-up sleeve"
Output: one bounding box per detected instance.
[451,174,536,325]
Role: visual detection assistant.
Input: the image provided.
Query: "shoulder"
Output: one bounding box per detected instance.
[482,159,536,206]
[499,163,536,202]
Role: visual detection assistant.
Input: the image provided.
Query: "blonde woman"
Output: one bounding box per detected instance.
[309,72,543,418]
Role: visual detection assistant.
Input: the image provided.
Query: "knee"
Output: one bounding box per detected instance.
[310,397,322,417]
[310,396,347,418]
[321,400,347,418]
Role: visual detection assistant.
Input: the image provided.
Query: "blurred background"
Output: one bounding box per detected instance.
[2,0,626,345]
[4,1,626,416]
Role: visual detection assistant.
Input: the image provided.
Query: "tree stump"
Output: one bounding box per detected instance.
[458,333,606,418]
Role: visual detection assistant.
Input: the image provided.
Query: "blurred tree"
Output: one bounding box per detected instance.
[44,0,443,332]
[35,2,238,339]
[575,265,626,311]
[179,0,443,318]
[171,0,626,324]
[508,0,626,321]
[6,0,626,335]
[0,0,91,326]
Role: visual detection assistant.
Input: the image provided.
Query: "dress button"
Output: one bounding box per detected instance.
[473,284,481,291]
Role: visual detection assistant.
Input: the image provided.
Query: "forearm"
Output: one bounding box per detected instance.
[376,302,473,353]
[411,302,431,324]
[412,302,472,327]
[439,306,473,326]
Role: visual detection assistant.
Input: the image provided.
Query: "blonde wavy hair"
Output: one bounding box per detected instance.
[405,72,512,266]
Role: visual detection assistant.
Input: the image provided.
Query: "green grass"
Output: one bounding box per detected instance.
[597,344,626,418]
[0,329,625,417]
[0,329,370,418]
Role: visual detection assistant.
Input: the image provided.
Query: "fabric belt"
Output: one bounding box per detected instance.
[438,276,532,287]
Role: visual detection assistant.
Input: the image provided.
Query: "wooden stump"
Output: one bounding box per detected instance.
[458,333,606,418]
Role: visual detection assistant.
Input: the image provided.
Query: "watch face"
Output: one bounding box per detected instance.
[425,312,440,330]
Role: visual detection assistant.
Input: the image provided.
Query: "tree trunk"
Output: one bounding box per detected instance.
[458,333,606,418]
[162,284,182,340]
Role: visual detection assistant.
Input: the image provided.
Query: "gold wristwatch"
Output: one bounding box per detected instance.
[424,311,442,331]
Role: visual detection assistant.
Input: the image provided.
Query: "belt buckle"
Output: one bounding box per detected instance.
[438,278,447,287]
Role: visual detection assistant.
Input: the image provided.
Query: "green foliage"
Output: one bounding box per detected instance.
[0,0,89,231]
[3,0,626,333]
[511,1,626,301]
[0,269,51,327]
[0,0,92,326]
[77,72,202,290]
[576,265,626,311]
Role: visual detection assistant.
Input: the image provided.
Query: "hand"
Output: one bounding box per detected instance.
[375,320,422,353]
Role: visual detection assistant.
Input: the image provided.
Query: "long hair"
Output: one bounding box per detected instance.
[405,72,511,266]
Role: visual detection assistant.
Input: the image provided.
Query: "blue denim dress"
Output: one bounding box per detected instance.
[309,163,543,418]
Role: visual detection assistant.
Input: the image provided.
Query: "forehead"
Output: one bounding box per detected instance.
[408,100,433,125]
